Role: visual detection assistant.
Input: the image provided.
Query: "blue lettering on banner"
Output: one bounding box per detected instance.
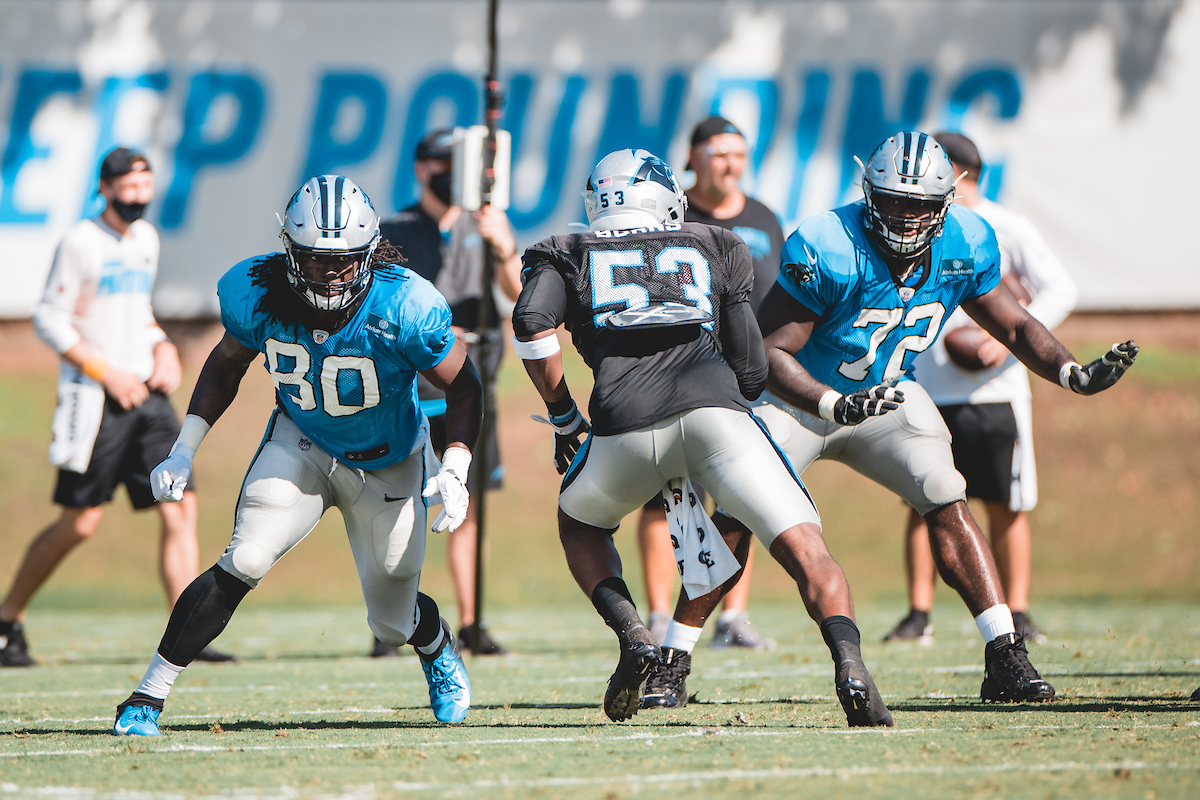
[785,70,831,222]
[505,73,588,229]
[943,68,1021,201]
[0,70,83,224]
[392,72,479,212]
[593,72,688,165]
[81,73,171,219]
[732,226,771,261]
[160,71,266,229]
[841,69,930,201]
[302,72,388,182]
[710,78,778,174]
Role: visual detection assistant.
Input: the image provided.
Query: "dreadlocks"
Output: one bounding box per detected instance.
[247,238,407,327]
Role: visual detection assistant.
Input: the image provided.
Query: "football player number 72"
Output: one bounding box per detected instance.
[837,302,945,383]
[264,339,381,417]
[588,246,712,326]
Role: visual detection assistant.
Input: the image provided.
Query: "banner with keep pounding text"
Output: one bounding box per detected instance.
[0,0,1195,317]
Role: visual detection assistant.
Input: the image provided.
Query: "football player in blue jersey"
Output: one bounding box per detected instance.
[641,131,1137,709]
[112,175,482,736]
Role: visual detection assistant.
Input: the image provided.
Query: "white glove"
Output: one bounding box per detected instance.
[151,414,210,503]
[422,446,472,532]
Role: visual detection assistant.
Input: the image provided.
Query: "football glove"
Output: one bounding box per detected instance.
[150,415,210,503]
[1063,340,1139,395]
[531,399,590,474]
[422,447,472,533]
[820,384,905,426]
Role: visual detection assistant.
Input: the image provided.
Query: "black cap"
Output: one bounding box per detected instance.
[932,131,982,171]
[415,128,455,162]
[99,147,150,181]
[689,116,743,148]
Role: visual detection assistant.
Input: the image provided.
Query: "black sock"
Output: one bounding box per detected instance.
[909,608,930,627]
[590,577,646,646]
[820,615,863,666]
[157,565,251,666]
[0,619,14,635]
[117,691,164,714]
[409,593,444,661]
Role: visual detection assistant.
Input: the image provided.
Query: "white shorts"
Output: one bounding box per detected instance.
[754,381,967,516]
[558,406,820,547]
[216,411,430,647]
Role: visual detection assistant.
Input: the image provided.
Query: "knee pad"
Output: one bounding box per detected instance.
[922,466,967,513]
[227,542,276,584]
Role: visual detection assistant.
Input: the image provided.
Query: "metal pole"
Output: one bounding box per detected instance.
[468,0,502,654]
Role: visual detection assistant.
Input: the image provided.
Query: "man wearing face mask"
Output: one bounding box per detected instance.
[0,148,233,667]
[375,130,523,656]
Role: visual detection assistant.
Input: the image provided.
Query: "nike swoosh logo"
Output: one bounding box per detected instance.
[384,495,408,502]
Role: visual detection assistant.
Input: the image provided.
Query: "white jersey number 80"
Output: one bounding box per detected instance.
[265,339,381,417]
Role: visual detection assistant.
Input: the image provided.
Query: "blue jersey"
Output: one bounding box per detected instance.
[218,257,455,470]
[777,202,1000,395]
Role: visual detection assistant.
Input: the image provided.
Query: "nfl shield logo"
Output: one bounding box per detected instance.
[298,438,312,451]
[312,329,329,344]
[898,287,915,302]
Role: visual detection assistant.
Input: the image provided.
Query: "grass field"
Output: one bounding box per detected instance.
[2,603,1199,798]
[1,313,1198,797]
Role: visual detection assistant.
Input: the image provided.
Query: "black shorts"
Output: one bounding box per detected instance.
[54,392,190,510]
[938,402,1017,506]
[428,413,503,490]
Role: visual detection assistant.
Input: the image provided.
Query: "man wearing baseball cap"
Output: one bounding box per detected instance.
[1,147,234,667]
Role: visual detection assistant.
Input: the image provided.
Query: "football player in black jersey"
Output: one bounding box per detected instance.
[511,149,894,727]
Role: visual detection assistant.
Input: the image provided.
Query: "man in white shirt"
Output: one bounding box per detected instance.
[0,148,232,667]
[884,132,1077,645]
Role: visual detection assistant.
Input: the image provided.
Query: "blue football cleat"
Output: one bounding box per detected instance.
[113,703,161,736]
[419,624,471,723]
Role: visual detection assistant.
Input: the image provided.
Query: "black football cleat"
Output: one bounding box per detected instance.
[835,655,894,727]
[371,637,400,658]
[981,633,1055,702]
[0,622,35,667]
[457,624,508,656]
[882,609,933,644]
[603,635,660,722]
[641,647,691,709]
[193,646,238,664]
[1012,611,1048,645]
[1191,686,1199,701]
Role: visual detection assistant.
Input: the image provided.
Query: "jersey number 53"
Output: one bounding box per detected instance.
[588,246,712,327]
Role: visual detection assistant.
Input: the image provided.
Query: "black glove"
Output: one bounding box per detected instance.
[1066,340,1138,395]
[531,399,591,474]
[831,384,905,426]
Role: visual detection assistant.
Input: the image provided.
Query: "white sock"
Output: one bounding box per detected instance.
[975,604,1016,642]
[717,609,740,626]
[415,625,445,656]
[662,621,704,653]
[135,652,185,700]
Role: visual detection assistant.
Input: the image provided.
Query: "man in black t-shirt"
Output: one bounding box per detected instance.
[639,117,785,651]
[512,149,890,728]
[376,129,523,656]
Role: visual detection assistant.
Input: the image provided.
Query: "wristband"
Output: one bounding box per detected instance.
[170,414,211,456]
[546,395,577,426]
[512,334,561,361]
[441,446,473,479]
[146,326,169,346]
[1058,361,1081,390]
[82,354,109,382]
[818,390,842,422]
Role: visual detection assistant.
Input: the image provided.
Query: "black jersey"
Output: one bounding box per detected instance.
[514,222,768,435]
[686,196,784,310]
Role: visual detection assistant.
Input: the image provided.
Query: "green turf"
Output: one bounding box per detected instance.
[2,603,1198,798]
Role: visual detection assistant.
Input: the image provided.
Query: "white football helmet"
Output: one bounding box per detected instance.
[583,149,687,231]
[280,175,380,311]
[860,131,956,257]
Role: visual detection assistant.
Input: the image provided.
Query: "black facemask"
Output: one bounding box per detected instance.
[111,199,147,223]
[428,171,453,205]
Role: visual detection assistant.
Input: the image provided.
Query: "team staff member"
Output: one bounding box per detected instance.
[638,117,785,650]
[377,129,523,656]
[0,148,231,668]
[885,132,1077,645]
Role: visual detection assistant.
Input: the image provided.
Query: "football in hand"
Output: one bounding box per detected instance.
[944,324,992,371]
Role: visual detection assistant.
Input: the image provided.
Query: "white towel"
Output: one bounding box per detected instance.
[662,478,742,599]
[49,367,106,473]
